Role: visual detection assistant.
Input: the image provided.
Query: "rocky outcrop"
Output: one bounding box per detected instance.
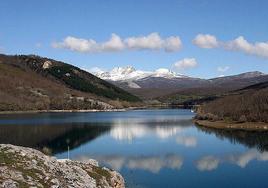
[0,144,125,188]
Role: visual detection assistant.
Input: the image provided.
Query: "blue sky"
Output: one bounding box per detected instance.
[0,0,267,78]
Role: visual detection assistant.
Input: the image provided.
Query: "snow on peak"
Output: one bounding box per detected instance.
[92,66,186,81]
[154,68,177,78]
[110,66,136,75]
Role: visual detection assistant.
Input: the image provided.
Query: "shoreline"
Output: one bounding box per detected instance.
[194,119,268,131]
[0,108,128,115]
[0,106,191,115]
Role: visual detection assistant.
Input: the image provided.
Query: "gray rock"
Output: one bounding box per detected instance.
[0,144,125,188]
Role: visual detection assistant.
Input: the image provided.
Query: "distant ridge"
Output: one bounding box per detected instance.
[92,66,268,100]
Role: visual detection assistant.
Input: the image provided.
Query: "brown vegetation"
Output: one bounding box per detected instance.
[196,83,268,123]
[0,54,142,111]
[195,120,268,131]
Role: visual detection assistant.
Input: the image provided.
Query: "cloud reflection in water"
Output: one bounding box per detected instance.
[76,154,183,173]
[109,119,192,141]
[196,149,268,171]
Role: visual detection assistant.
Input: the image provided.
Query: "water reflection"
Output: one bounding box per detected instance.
[110,120,192,141]
[176,136,197,147]
[196,125,268,151]
[1,110,268,187]
[196,149,268,171]
[196,156,220,171]
[76,154,183,173]
[0,123,111,154]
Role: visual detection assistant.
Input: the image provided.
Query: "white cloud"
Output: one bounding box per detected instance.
[193,34,219,49]
[102,33,125,51]
[125,33,163,50]
[174,58,198,70]
[176,136,197,147]
[196,156,220,171]
[194,34,268,58]
[52,33,182,53]
[125,33,182,52]
[52,36,98,53]
[224,36,268,58]
[217,66,230,72]
[164,36,182,52]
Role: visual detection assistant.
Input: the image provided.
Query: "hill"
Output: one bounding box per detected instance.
[195,81,268,123]
[0,54,141,111]
[158,72,268,105]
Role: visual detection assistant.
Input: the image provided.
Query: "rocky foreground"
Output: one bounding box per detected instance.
[0,144,125,188]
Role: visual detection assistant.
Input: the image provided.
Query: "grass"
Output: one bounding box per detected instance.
[0,147,52,187]
[86,166,112,186]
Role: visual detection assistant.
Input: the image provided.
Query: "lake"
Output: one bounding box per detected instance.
[0,109,268,188]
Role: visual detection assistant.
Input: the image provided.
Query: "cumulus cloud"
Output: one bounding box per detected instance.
[224,36,268,58]
[125,33,182,52]
[125,33,163,50]
[52,36,98,53]
[52,33,182,53]
[193,34,268,58]
[193,34,219,48]
[102,33,125,51]
[176,136,197,147]
[217,66,230,72]
[196,156,220,171]
[174,58,198,70]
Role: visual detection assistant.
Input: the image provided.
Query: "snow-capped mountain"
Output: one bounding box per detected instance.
[91,66,268,99]
[92,66,187,81]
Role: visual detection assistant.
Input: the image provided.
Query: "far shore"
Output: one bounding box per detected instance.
[0,108,128,115]
[194,119,268,131]
[0,106,193,115]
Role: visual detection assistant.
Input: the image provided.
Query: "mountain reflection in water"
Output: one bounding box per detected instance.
[0,123,111,154]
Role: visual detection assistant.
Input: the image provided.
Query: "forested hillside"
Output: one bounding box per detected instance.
[0,54,141,111]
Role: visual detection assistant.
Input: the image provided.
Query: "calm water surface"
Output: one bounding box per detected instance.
[0,109,268,188]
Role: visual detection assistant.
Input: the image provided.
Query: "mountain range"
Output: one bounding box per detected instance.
[1,53,267,111]
[92,66,268,100]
